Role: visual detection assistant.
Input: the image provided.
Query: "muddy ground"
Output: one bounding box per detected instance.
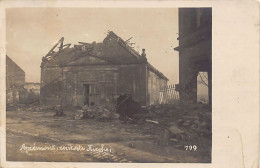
[6,103,211,163]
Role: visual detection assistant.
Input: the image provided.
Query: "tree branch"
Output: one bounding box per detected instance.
[198,72,208,87]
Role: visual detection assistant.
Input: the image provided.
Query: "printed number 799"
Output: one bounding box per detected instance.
[184,145,197,151]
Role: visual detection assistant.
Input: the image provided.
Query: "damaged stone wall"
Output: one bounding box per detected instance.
[40,31,168,108]
[147,70,167,105]
[118,64,147,106]
[41,64,149,108]
[62,65,118,107]
[60,63,148,107]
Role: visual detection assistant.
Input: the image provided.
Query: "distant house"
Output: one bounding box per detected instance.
[17,82,40,104]
[40,31,168,108]
[24,82,40,95]
[6,55,25,104]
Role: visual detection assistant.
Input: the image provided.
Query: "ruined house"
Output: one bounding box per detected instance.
[40,31,168,108]
[174,8,212,105]
[6,55,25,104]
[24,82,40,95]
[20,82,41,104]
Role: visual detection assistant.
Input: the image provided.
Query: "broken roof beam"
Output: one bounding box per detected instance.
[44,37,64,58]
[125,37,133,42]
[78,42,91,45]
[59,43,71,49]
[74,44,83,49]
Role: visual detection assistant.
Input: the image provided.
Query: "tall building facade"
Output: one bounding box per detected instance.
[174,8,212,105]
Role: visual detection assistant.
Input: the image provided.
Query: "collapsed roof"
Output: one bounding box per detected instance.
[41,31,168,81]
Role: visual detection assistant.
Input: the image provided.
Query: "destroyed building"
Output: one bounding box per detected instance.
[19,82,41,104]
[174,8,212,105]
[40,31,168,108]
[24,82,40,95]
[6,55,25,104]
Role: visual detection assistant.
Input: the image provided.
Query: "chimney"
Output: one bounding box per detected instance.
[141,48,146,57]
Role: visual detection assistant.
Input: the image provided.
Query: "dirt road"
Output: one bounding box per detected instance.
[6,110,210,162]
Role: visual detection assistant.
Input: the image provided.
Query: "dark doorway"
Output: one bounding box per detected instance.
[83,84,90,106]
[83,84,96,106]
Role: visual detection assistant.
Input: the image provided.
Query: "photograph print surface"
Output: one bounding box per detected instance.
[6,7,212,163]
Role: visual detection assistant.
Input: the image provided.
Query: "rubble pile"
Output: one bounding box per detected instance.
[39,105,55,112]
[75,105,119,120]
[176,104,211,139]
[74,109,85,120]
[146,101,212,144]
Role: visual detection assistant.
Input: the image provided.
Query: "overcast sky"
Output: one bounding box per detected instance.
[6,8,179,84]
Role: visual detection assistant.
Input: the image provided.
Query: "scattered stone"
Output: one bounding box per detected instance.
[183,122,190,126]
[74,110,85,120]
[78,105,119,120]
[190,124,198,130]
[128,142,135,148]
[120,159,128,162]
[145,119,159,125]
[118,152,125,156]
[194,119,200,125]
[168,125,185,135]
[169,138,178,142]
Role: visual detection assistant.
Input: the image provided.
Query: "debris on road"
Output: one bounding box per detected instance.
[6,100,212,162]
[116,94,148,122]
[168,125,185,135]
[77,105,120,120]
[145,119,159,125]
[143,101,211,145]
